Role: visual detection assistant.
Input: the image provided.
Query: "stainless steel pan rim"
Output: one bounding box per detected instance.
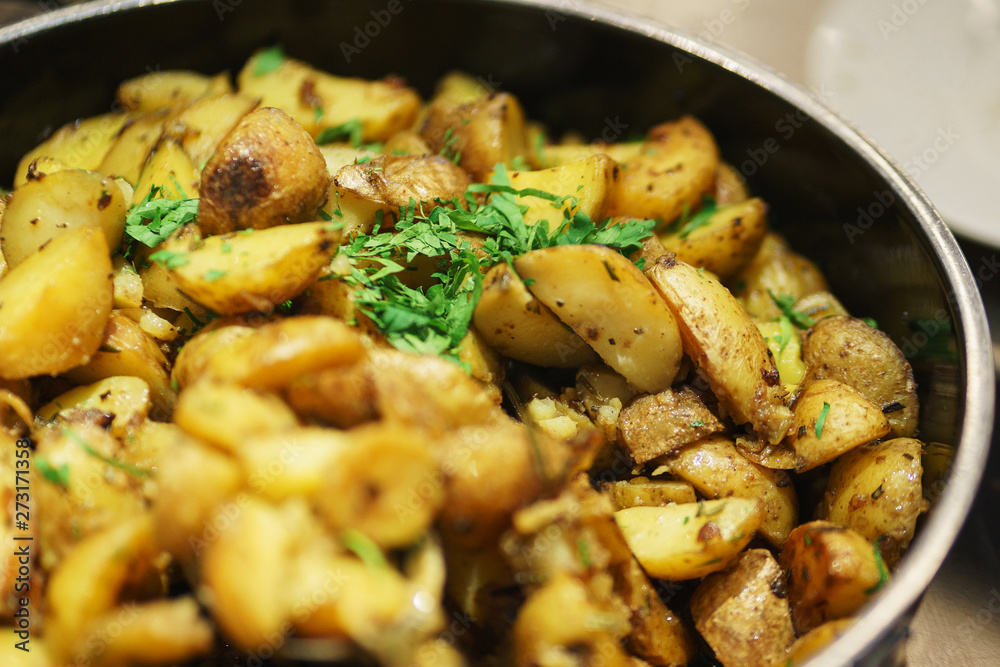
[1,1,994,665]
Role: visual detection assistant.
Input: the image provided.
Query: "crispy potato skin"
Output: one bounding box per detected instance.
[802,316,919,438]
[198,107,330,235]
[334,154,470,209]
[690,549,796,667]
[732,233,828,319]
[821,438,926,567]
[618,386,725,464]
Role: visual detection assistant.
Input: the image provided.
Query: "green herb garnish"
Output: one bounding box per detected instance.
[253,45,286,76]
[149,249,190,269]
[341,529,388,568]
[769,290,816,329]
[61,428,152,479]
[676,194,719,239]
[777,315,794,356]
[865,542,889,594]
[37,457,70,490]
[315,118,364,147]
[815,402,831,438]
[123,186,198,256]
[577,538,593,568]
[202,269,227,282]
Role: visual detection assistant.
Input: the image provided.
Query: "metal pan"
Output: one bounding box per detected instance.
[0,1,993,664]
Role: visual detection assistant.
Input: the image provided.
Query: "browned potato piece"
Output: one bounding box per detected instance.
[333,154,471,209]
[802,315,919,438]
[116,70,231,112]
[712,163,749,205]
[164,92,260,170]
[618,386,725,464]
[647,255,794,444]
[64,311,175,420]
[731,233,828,319]
[786,619,853,665]
[421,92,530,181]
[794,290,849,323]
[601,477,697,509]
[659,435,798,547]
[13,113,128,186]
[822,438,927,567]
[690,549,796,667]
[502,154,621,227]
[472,262,600,368]
[659,197,768,282]
[98,114,169,185]
[779,521,885,634]
[0,224,112,379]
[198,107,330,235]
[84,597,214,667]
[787,378,890,472]
[607,116,719,223]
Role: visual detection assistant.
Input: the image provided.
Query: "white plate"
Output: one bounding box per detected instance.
[806,0,1000,246]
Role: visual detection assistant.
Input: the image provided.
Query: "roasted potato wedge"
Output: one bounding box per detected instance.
[502,154,620,227]
[607,116,719,223]
[731,233,828,319]
[132,137,201,204]
[821,438,926,567]
[116,70,231,112]
[658,435,798,547]
[0,224,112,379]
[515,244,683,393]
[647,255,794,444]
[472,262,600,368]
[618,386,725,464]
[615,498,763,580]
[690,548,796,667]
[13,112,128,186]
[601,477,697,509]
[2,168,127,268]
[198,107,330,235]
[779,521,886,634]
[98,114,169,185]
[164,92,260,171]
[334,154,470,209]
[802,315,919,438]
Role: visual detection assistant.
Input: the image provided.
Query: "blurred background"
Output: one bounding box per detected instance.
[1,0,998,664]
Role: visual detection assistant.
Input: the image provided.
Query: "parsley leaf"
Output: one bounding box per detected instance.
[253,45,286,76]
[202,269,227,282]
[815,402,831,438]
[769,290,816,329]
[676,195,719,238]
[341,529,388,569]
[315,119,364,146]
[37,456,70,490]
[865,541,889,594]
[149,249,190,269]
[777,315,794,356]
[123,186,198,257]
[61,428,152,479]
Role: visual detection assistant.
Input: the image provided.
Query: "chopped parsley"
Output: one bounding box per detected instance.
[690,420,704,428]
[439,127,462,164]
[149,249,190,269]
[341,529,388,568]
[865,541,889,594]
[577,538,593,568]
[122,186,199,257]
[253,44,286,76]
[668,194,718,239]
[61,428,153,479]
[861,317,878,329]
[37,456,70,490]
[338,163,656,365]
[769,290,816,329]
[815,402,831,438]
[202,269,227,282]
[775,315,794,355]
[316,118,363,146]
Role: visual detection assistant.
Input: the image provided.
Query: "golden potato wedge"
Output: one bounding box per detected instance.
[794,290,849,323]
[822,438,927,567]
[63,311,174,420]
[647,255,794,444]
[194,316,366,390]
[112,255,144,308]
[116,70,231,112]
[616,556,697,665]
[0,224,112,379]
[333,154,470,209]
[575,364,640,444]
[198,107,330,235]
[98,114,168,185]
[607,116,719,223]
[501,154,620,227]
[617,386,725,463]
[84,598,214,667]
[539,142,645,169]
[2,168,127,267]
[690,548,796,667]
[381,130,432,156]
[432,70,494,106]
[712,162,749,205]
[523,395,595,442]
[802,315,919,438]
[779,521,886,633]
[515,244,683,393]
[238,50,421,141]
[601,477,697,509]
[731,233,828,319]
[614,498,763,580]
[472,262,600,368]
[164,92,260,170]
[37,376,150,439]
[318,142,380,175]
[13,112,128,186]
[659,435,798,547]
[787,378,890,472]
[786,619,854,665]
[165,222,339,314]
[173,382,299,454]
[45,515,158,664]
[131,137,201,204]
[421,92,530,181]
[659,197,767,281]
